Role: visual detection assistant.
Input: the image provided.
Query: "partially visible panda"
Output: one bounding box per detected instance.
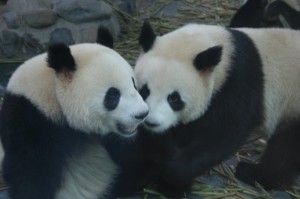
[229,0,273,28]
[230,0,300,29]
[134,22,300,196]
[0,27,149,199]
[267,0,300,29]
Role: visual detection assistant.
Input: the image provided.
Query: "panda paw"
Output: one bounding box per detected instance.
[235,162,293,190]
[156,180,191,198]
[235,162,258,186]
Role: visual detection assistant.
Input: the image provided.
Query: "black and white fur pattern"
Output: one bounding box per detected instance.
[230,0,300,29]
[134,22,300,196]
[0,27,149,199]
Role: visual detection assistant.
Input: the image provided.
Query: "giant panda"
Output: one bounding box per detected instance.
[0,26,149,199]
[133,21,300,196]
[230,0,300,29]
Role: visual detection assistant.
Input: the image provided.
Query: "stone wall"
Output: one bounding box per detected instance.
[0,0,121,59]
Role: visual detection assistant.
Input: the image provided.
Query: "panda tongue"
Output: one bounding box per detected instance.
[126,125,138,134]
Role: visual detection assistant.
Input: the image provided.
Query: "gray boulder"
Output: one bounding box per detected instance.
[53,0,113,23]
[23,9,58,28]
[0,30,20,58]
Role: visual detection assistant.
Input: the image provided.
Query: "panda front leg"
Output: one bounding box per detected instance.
[156,128,250,197]
[236,121,300,190]
[2,157,61,199]
[156,146,194,197]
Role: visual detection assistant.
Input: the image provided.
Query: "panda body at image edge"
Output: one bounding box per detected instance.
[133,21,300,197]
[0,27,149,199]
[229,0,300,29]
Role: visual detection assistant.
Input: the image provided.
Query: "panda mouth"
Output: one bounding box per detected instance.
[144,121,160,128]
[117,123,138,136]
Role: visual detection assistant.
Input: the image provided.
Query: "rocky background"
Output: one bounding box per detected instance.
[0,0,299,199]
[0,0,121,59]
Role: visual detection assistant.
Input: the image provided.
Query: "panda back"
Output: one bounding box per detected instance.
[239,28,300,136]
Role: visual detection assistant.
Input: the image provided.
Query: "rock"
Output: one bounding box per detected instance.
[23,9,58,28]
[49,28,74,45]
[0,0,120,59]
[0,85,5,95]
[111,0,137,15]
[22,33,44,54]
[157,1,188,17]
[190,195,204,199]
[7,0,51,13]
[79,27,98,43]
[53,0,113,23]
[0,30,20,58]
[0,190,9,199]
[272,191,294,199]
[120,196,144,199]
[294,176,300,185]
[197,175,225,188]
[2,11,20,29]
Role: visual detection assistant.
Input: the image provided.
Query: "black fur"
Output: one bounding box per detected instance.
[229,0,283,28]
[103,133,156,197]
[236,120,300,189]
[139,21,156,52]
[132,78,137,90]
[193,46,223,71]
[229,0,300,29]
[47,43,76,72]
[167,91,185,111]
[266,1,300,29]
[139,84,150,100]
[0,93,114,199]
[135,28,265,197]
[97,26,114,49]
[104,87,121,111]
[230,0,269,28]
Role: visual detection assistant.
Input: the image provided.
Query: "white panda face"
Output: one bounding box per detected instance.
[134,22,231,134]
[135,55,214,133]
[53,43,149,137]
[7,27,149,137]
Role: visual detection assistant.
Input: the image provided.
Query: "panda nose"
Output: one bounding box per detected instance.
[135,111,149,120]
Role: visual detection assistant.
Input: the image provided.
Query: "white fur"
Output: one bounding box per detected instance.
[135,24,300,137]
[56,144,117,199]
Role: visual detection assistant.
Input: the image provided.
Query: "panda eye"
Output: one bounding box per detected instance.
[132,78,137,90]
[167,91,184,111]
[104,87,120,111]
[139,84,150,100]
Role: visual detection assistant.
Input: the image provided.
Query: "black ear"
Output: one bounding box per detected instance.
[193,46,223,71]
[97,26,114,49]
[47,43,76,72]
[138,21,156,52]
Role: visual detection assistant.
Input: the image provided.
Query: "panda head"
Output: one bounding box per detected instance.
[134,22,232,133]
[7,26,149,137]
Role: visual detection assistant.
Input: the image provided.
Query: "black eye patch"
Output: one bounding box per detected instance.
[132,78,137,90]
[167,91,185,111]
[139,84,150,100]
[104,87,120,111]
